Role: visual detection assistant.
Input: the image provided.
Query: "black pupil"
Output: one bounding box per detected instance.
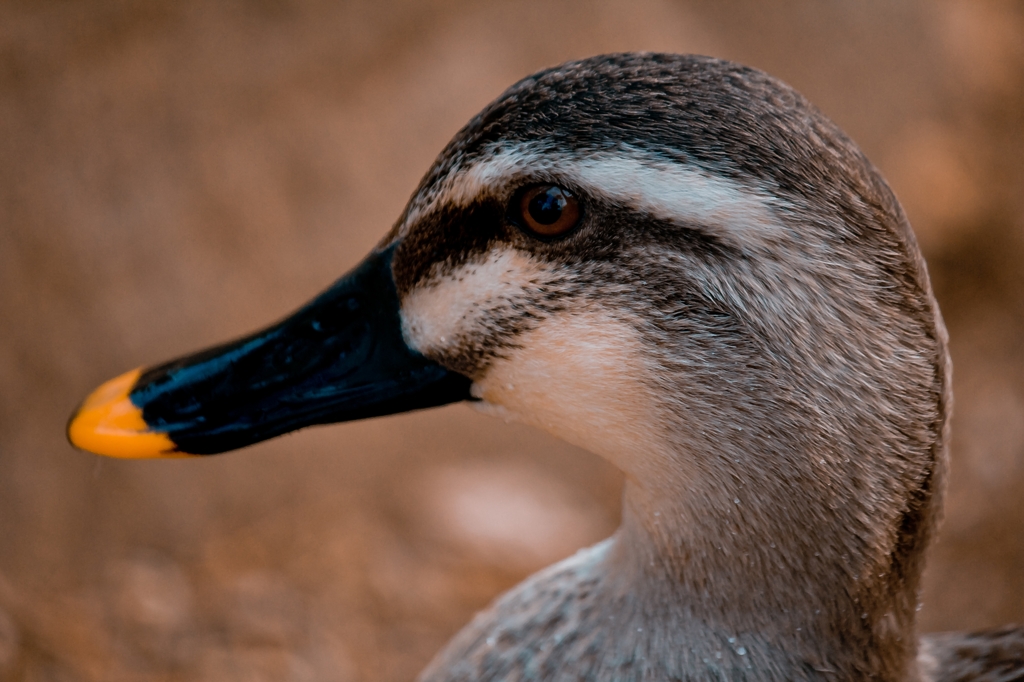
[528,187,567,225]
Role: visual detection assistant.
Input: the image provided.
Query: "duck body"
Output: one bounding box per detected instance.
[420,539,837,681]
[67,54,1023,681]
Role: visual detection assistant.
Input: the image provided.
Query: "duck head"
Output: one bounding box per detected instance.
[69,54,950,675]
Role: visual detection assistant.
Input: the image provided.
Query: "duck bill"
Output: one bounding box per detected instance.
[67,244,472,457]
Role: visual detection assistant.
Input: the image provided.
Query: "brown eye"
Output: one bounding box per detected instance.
[516,185,581,237]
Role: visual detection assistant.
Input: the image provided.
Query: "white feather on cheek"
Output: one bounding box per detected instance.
[400,248,670,478]
[471,311,666,476]
[400,249,551,355]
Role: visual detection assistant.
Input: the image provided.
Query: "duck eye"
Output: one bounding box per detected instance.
[516,185,581,237]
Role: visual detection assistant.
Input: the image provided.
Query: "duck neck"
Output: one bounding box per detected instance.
[604,454,936,681]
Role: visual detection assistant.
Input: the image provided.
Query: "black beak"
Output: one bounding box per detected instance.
[67,243,472,457]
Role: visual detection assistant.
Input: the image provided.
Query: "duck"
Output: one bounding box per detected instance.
[67,53,1023,681]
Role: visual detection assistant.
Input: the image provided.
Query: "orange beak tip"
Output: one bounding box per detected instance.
[67,368,187,459]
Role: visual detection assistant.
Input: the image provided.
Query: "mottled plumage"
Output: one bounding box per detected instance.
[920,627,1024,682]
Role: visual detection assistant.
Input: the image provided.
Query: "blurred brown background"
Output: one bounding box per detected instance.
[1,1,1023,680]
